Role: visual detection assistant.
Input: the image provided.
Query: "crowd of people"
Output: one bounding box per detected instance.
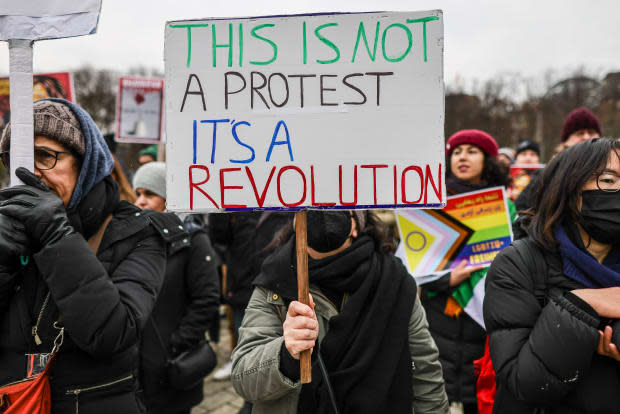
[0,97,618,414]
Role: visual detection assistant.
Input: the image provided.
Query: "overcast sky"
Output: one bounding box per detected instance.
[1,0,619,87]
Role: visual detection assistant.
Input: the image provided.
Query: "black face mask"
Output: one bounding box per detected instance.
[577,190,620,245]
[306,211,352,253]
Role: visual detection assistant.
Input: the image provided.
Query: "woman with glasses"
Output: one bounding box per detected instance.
[0,99,166,413]
[484,138,620,413]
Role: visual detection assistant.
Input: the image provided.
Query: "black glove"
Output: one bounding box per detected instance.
[612,319,620,348]
[0,213,30,266]
[0,167,75,247]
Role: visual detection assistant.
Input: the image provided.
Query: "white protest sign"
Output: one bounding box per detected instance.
[1,0,102,185]
[115,76,165,144]
[165,11,445,212]
[0,0,102,40]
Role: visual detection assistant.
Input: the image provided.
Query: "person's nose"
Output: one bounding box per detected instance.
[135,196,146,209]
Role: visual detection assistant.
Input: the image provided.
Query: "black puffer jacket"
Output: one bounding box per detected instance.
[420,277,485,404]
[484,229,620,413]
[139,213,220,413]
[0,201,166,413]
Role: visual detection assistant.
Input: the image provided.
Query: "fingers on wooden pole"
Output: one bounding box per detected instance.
[295,210,312,384]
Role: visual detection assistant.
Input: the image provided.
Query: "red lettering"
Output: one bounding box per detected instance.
[361,164,388,205]
[393,165,398,204]
[401,166,424,204]
[338,165,358,206]
[246,166,276,208]
[219,168,247,209]
[425,164,443,204]
[189,165,219,209]
[310,165,336,207]
[276,166,306,207]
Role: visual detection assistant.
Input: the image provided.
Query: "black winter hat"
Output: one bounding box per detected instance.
[516,140,540,157]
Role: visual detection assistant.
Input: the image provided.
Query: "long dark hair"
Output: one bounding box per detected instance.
[446,151,510,188]
[264,210,397,255]
[530,138,620,249]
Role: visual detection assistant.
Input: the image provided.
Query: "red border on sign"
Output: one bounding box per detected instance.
[114,76,164,144]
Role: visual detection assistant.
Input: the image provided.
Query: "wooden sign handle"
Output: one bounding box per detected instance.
[295,210,312,384]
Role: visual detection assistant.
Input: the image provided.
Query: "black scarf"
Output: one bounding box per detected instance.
[66,176,120,240]
[446,175,488,196]
[255,235,417,414]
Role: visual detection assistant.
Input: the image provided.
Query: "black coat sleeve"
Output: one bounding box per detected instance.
[34,230,166,358]
[208,213,233,245]
[170,231,221,352]
[422,272,452,294]
[0,267,18,315]
[483,245,600,405]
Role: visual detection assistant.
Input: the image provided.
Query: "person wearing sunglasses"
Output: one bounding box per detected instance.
[484,138,620,413]
[0,99,166,413]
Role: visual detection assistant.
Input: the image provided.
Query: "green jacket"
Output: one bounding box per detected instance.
[231,285,449,414]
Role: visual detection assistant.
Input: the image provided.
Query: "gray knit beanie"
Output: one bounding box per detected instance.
[0,100,86,156]
[133,161,166,199]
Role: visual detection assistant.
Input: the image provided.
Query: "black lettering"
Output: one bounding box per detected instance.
[320,74,338,106]
[180,74,206,112]
[250,71,270,109]
[224,71,246,110]
[342,73,367,105]
[268,73,290,108]
[365,71,394,106]
[288,74,316,108]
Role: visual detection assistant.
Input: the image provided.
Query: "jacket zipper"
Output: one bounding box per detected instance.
[65,374,133,414]
[31,291,51,345]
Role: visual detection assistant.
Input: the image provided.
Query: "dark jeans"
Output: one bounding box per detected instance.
[463,402,478,414]
[232,306,246,340]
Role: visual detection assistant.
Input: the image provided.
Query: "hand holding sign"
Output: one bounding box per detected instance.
[165,10,445,384]
[449,260,485,287]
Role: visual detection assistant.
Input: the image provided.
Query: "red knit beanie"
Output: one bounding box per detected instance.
[446,129,499,158]
[560,107,601,142]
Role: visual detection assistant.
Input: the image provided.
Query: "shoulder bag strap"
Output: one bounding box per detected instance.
[88,214,113,254]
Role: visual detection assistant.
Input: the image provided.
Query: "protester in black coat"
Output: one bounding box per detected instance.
[420,130,509,412]
[133,162,220,414]
[484,138,620,414]
[209,211,292,330]
[0,99,166,413]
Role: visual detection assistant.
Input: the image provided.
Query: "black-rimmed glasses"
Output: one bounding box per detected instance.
[596,171,620,193]
[0,147,72,171]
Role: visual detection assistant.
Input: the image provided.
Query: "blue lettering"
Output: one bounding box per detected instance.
[266,120,294,162]
[200,119,230,163]
[230,121,255,164]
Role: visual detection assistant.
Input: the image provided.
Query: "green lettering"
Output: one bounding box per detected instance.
[381,23,412,63]
[212,24,234,67]
[314,23,340,64]
[239,23,244,67]
[406,16,439,62]
[351,21,380,62]
[302,21,307,64]
[169,23,209,68]
[250,24,278,65]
